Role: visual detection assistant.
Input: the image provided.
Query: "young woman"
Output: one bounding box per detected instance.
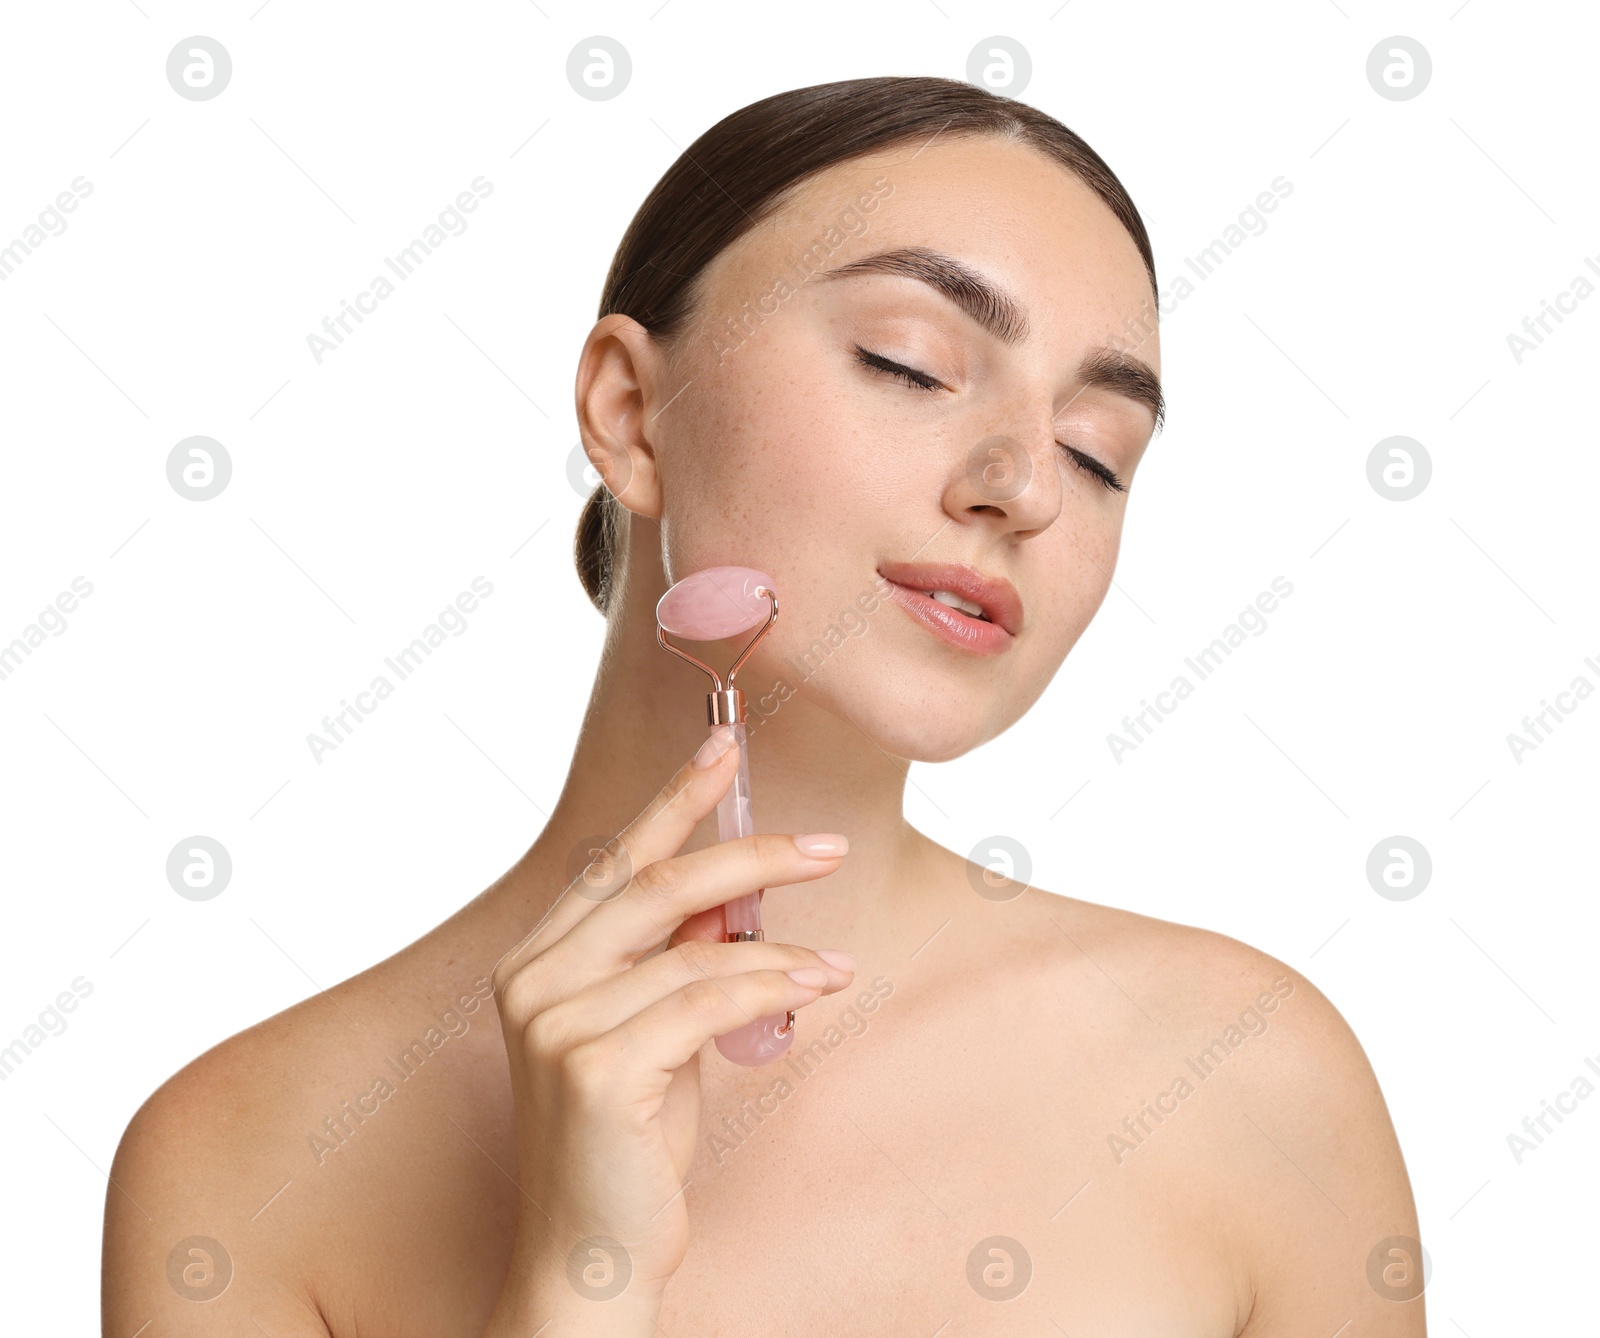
[104,76,1423,1336]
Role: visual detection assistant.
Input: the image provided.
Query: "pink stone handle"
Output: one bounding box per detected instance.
[711,721,795,1066]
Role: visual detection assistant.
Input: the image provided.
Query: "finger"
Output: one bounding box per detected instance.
[668,897,744,948]
[555,833,842,968]
[534,940,854,1048]
[493,726,745,985]
[579,968,836,1081]
[669,884,772,950]
[506,833,846,1014]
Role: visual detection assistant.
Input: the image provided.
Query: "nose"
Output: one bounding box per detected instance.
[942,419,1064,540]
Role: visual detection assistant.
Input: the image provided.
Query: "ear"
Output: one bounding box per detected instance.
[574,314,671,520]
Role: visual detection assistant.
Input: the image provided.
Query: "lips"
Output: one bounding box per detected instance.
[876,560,1023,654]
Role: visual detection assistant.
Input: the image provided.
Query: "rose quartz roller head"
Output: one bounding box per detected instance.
[655,566,792,1067]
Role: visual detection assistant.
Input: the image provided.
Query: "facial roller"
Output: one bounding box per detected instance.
[655,565,793,1067]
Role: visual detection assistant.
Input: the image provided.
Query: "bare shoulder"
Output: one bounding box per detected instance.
[1029,889,1389,1091]
[102,989,347,1336]
[103,920,510,1338]
[1026,889,1426,1334]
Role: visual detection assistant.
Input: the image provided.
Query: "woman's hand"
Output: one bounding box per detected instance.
[481,724,854,1336]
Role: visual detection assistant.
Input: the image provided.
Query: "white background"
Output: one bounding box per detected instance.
[1,1,1594,1330]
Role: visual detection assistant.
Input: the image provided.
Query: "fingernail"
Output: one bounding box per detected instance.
[815,948,856,972]
[792,832,849,857]
[693,726,736,768]
[786,966,828,986]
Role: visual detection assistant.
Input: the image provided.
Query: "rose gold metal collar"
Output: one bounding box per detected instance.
[655,586,779,726]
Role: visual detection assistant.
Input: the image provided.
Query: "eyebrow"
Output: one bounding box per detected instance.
[816,245,1165,432]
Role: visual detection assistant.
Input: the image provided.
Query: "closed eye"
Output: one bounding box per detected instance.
[1056,441,1126,493]
[852,344,1127,494]
[853,345,944,391]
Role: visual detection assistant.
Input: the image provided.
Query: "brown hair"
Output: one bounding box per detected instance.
[575,75,1156,615]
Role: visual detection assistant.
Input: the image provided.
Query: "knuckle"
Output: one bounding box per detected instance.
[558,1041,612,1096]
[673,938,721,980]
[574,836,633,901]
[680,977,727,1023]
[495,964,542,1025]
[754,832,797,869]
[491,948,533,1000]
[628,857,682,909]
[522,1006,567,1060]
[489,958,513,997]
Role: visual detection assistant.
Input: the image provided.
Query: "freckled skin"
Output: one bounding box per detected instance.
[633,137,1157,757]
[102,135,1422,1338]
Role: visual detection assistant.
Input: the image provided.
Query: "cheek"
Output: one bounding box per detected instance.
[655,359,875,608]
[685,346,883,535]
[1032,486,1127,633]
[1074,503,1126,574]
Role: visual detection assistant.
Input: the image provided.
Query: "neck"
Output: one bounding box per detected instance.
[470,515,955,961]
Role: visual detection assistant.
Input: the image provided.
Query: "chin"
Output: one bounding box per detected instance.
[772,642,1014,763]
[887,720,995,764]
[848,682,1007,762]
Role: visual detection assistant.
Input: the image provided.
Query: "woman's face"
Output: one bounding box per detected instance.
[632,134,1161,761]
